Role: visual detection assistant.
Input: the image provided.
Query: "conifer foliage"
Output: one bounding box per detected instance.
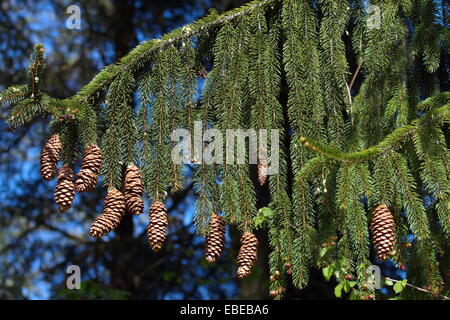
[1,0,449,299]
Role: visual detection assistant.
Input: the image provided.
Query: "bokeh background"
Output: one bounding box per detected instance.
[0,0,409,300]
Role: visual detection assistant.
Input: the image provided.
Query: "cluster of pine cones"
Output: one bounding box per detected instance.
[39,134,167,254]
[40,133,103,213]
[204,213,259,278]
[40,134,397,280]
[89,165,147,238]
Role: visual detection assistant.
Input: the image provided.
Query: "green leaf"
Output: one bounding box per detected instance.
[254,216,265,229]
[393,280,407,294]
[319,246,331,258]
[334,283,343,298]
[343,280,351,293]
[322,265,334,281]
[259,207,274,218]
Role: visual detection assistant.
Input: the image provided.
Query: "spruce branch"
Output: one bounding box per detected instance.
[416,91,450,110]
[298,104,450,163]
[73,0,281,104]
[0,85,29,109]
[27,43,46,99]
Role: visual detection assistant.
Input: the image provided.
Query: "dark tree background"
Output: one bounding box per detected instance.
[0,0,338,299]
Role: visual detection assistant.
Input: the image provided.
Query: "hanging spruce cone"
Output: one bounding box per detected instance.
[75,145,102,192]
[236,232,258,278]
[370,204,396,261]
[257,157,268,186]
[40,134,61,181]
[89,188,126,238]
[147,201,168,252]
[125,195,144,216]
[123,165,144,215]
[205,213,226,263]
[54,164,75,213]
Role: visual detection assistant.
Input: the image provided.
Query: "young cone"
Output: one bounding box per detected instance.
[89,188,126,237]
[257,157,268,186]
[205,213,226,263]
[40,134,61,181]
[123,165,144,215]
[236,232,258,278]
[54,164,75,213]
[147,201,168,252]
[370,204,396,261]
[75,145,102,192]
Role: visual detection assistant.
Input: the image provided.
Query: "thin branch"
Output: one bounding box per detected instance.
[385,277,450,300]
[41,222,88,244]
[348,62,361,93]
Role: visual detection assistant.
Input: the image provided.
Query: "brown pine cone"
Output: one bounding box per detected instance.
[40,134,61,181]
[75,169,98,192]
[80,145,102,174]
[89,189,126,238]
[147,201,168,252]
[236,232,258,278]
[257,157,268,186]
[54,164,75,213]
[125,194,144,216]
[124,165,144,195]
[205,213,226,263]
[370,204,396,261]
[75,145,102,192]
[124,165,144,215]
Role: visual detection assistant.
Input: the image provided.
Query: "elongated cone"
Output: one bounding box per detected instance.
[40,134,61,181]
[123,165,144,215]
[147,201,168,252]
[89,189,126,237]
[370,204,396,261]
[54,164,75,213]
[75,145,102,192]
[205,213,226,263]
[236,232,258,278]
[257,157,268,186]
